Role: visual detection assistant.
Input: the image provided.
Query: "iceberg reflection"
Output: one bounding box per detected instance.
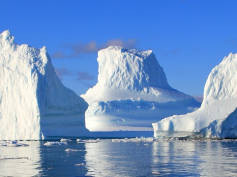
[0,141,40,176]
[152,140,237,176]
[0,139,237,176]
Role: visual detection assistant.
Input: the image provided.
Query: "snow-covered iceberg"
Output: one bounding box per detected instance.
[82,46,200,132]
[0,30,89,140]
[152,53,237,139]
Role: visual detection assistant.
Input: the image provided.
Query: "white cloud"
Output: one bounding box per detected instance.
[51,38,138,59]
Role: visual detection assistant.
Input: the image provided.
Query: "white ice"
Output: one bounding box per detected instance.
[0,30,89,140]
[0,141,29,147]
[44,141,68,146]
[60,138,71,142]
[76,139,100,143]
[82,46,200,132]
[65,148,83,152]
[152,53,237,139]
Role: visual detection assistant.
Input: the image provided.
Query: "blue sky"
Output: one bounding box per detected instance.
[1,0,237,96]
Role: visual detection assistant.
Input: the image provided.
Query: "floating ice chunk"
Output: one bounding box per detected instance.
[75,163,85,166]
[44,141,68,146]
[111,137,155,143]
[84,139,100,143]
[76,139,84,143]
[7,143,22,147]
[20,143,29,147]
[77,139,100,143]
[0,141,30,147]
[65,149,83,152]
[60,138,71,142]
[0,142,7,146]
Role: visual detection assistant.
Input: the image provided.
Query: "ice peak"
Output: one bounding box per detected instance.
[203,52,237,104]
[41,46,48,53]
[0,30,14,43]
[0,31,89,140]
[97,46,171,91]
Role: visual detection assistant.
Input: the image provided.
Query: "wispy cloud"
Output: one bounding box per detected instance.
[101,39,138,50]
[55,67,94,81]
[55,67,72,80]
[70,41,97,57]
[52,38,138,59]
[77,71,94,81]
[52,51,66,59]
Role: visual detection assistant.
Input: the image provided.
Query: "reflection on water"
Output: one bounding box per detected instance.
[152,140,237,176]
[198,141,237,176]
[152,141,203,176]
[38,141,87,176]
[0,139,237,176]
[0,141,40,176]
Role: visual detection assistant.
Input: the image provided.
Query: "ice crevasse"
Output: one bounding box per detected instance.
[152,53,237,139]
[0,30,89,140]
[82,46,200,132]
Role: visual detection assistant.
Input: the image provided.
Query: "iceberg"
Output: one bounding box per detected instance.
[152,53,237,139]
[0,30,89,140]
[82,46,200,132]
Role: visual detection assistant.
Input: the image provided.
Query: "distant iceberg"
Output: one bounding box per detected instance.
[0,30,89,140]
[82,46,200,132]
[152,53,237,139]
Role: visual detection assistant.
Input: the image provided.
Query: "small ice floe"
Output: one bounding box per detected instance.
[0,141,29,147]
[0,156,29,160]
[44,142,68,146]
[76,139,100,143]
[0,142,7,146]
[60,138,71,142]
[84,139,100,143]
[75,163,85,166]
[76,139,83,143]
[65,149,83,152]
[112,137,155,143]
[144,143,149,146]
[151,171,160,175]
[7,143,22,147]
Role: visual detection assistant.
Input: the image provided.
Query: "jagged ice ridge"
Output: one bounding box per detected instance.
[0,30,89,140]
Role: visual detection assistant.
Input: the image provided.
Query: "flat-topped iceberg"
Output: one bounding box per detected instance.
[152,53,237,139]
[0,30,89,140]
[82,46,200,132]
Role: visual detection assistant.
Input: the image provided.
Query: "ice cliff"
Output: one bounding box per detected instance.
[0,30,89,140]
[152,53,237,139]
[82,46,200,132]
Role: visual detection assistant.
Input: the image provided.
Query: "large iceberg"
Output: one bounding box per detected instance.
[82,46,200,132]
[0,30,89,140]
[152,53,237,139]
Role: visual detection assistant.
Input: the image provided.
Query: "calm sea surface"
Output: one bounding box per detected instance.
[1,138,237,176]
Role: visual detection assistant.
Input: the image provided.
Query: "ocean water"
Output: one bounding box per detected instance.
[1,138,237,176]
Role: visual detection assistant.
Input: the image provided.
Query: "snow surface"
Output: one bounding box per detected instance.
[82,46,200,132]
[152,53,237,139]
[0,30,89,140]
